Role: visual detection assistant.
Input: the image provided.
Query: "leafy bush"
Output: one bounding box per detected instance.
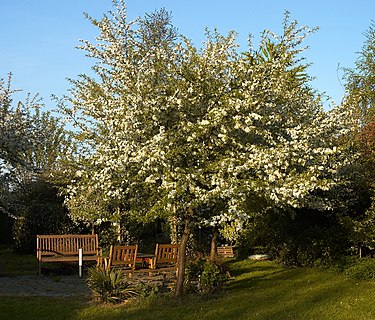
[95,222,119,250]
[135,281,160,298]
[11,179,77,253]
[343,257,375,280]
[86,267,138,303]
[240,209,353,267]
[319,256,375,280]
[185,258,229,294]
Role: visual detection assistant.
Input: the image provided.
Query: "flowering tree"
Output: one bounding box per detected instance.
[0,74,67,214]
[60,4,179,236]
[63,1,355,296]
[0,73,70,250]
[0,74,32,173]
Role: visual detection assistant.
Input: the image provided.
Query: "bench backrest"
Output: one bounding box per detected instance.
[154,243,180,265]
[217,246,235,258]
[37,234,99,256]
[108,245,138,269]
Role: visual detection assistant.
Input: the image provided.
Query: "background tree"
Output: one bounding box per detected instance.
[0,73,71,250]
[0,74,32,189]
[344,21,375,124]
[343,21,375,256]
[9,107,72,253]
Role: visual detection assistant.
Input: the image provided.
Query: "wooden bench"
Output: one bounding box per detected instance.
[150,243,180,272]
[217,246,236,258]
[106,245,138,274]
[36,234,101,276]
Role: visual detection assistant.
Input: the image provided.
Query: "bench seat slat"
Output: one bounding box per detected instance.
[41,255,100,262]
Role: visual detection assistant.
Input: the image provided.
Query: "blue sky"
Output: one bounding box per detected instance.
[1,0,374,110]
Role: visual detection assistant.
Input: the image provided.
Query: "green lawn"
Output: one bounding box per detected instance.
[1,257,374,320]
[0,245,36,276]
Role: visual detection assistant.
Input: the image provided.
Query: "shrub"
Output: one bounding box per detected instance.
[86,267,138,303]
[135,281,160,298]
[240,209,353,267]
[343,257,375,280]
[185,258,229,294]
[11,179,77,253]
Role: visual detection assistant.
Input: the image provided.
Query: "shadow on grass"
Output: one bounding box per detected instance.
[1,258,374,320]
[0,246,35,276]
[70,261,359,320]
[0,296,88,320]
[219,260,368,320]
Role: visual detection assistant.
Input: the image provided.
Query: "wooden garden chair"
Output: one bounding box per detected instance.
[107,244,138,275]
[150,243,180,273]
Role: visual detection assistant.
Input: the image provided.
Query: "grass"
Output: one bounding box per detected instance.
[0,248,374,320]
[0,245,35,276]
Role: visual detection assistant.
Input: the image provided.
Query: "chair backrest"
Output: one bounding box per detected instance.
[154,243,180,266]
[108,245,138,269]
[217,246,235,258]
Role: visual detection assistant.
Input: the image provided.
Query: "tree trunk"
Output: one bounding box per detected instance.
[169,214,178,244]
[210,226,218,261]
[174,214,192,297]
[116,222,121,243]
[116,207,122,243]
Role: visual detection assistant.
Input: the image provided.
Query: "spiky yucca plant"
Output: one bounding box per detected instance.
[86,267,138,303]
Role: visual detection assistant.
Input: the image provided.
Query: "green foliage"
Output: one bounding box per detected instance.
[185,258,205,290]
[344,21,375,124]
[200,260,230,293]
[341,20,375,257]
[241,209,353,267]
[135,281,160,298]
[86,267,139,304]
[0,72,70,249]
[185,258,229,294]
[11,179,75,253]
[95,222,119,250]
[342,257,375,280]
[325,256,375,280]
